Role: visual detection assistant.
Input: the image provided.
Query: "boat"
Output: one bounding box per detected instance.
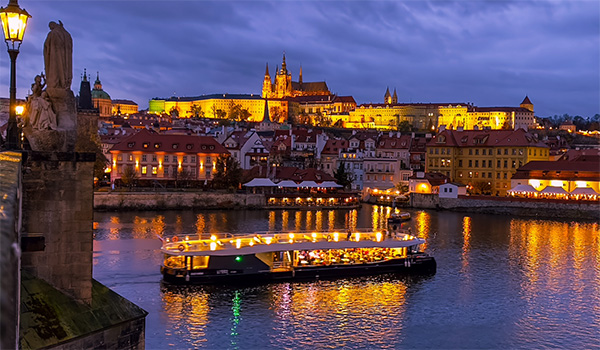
[387,212,411,223]
[160,229,436,284]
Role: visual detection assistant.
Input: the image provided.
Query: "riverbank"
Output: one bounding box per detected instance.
[94,191,265,211]
[410,193,600,220]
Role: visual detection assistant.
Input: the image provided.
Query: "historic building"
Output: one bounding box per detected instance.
[438,96,536,131]
[91,72,112,118]
[262,54,330,99]
[112,99,138,115]
[149,94,266,122]
[425,129,549,195]
[109,129,229,183]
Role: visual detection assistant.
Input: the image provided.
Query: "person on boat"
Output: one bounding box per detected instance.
[346,230,352,241]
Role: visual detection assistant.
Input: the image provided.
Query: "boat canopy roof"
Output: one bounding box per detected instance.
[162,230,425,257]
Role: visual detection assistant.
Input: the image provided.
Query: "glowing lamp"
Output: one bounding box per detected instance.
[14,104,23,115]
[0,0,30,50]
[236,239,241,249]
[376,232,382,242]
[265,237,272,245]
[333,232,339,242]
[209,242,217,251]
[210,234,217,241]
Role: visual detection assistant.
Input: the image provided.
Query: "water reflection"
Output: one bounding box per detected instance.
[160,276,411,349]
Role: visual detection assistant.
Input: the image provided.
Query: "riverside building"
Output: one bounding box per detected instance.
[425,129,549,196]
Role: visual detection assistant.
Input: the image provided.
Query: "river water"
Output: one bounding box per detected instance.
[93,205,600,349]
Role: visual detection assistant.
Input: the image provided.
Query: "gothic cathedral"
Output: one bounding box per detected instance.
[262,54,331,99]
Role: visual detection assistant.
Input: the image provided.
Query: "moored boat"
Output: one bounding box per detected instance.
[160,229,435,284]
[387,212,411,223]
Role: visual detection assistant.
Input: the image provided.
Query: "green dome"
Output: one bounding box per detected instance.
[92,89,111,100]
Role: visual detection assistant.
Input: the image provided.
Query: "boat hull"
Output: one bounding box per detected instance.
[162,255,436,285]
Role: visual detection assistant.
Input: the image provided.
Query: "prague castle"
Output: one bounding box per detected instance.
[262,54,330,99]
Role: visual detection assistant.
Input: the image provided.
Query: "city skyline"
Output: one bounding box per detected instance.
[1,0,598,118]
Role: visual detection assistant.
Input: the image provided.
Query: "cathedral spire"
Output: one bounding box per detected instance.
[392,88,398,104]
[265,62,270,77]
[281,52,287,74]
[299,65,303,85]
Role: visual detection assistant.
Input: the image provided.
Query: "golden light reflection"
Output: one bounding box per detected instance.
[152,215,166,238]
[132,216,148,239]
[269,280,407,346]
[161,288,209,346]
[269,211,276,231]
[328,211,335,232]
[414,211,430,249]
[295,211,302,231]
[315,211,323,232]
[462,216,471,270]
[282,211,289,231]
[306,211,313,230]
[108,216,120,240]
[372,205,380,231]
[195,214,206,238]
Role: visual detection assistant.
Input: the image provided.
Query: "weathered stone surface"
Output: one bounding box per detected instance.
[20,271,147,350]
[0,151,22,350]
[94,191,266,210]
[21,152,95,304]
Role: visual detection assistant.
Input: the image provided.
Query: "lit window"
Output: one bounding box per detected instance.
[142,166,147,175]
[152,166,157,175]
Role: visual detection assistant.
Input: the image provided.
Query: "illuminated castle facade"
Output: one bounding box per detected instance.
[262,54,330,99]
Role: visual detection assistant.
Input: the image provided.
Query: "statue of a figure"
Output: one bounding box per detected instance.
[44,21,72,90]
[25,74,57,130]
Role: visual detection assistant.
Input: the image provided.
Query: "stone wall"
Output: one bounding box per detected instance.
[439,196,599,220]
[20,151,95,304]
[94,191,266,211]
[0,151,22,350]
[410,193,439,209]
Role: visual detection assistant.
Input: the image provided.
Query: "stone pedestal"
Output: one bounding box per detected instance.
[20,151,95,304]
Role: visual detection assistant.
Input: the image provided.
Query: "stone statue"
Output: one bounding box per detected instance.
[24,74,57,130]
[44,21,72,90]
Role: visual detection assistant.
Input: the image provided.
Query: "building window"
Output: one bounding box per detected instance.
[141,166,147,175]
[152,155,157,162]
[488,160,492,168]
[504,160,508,168]
[504,149,508,155]
[497,160,501,168]
[475,160,479,167]
[469,160,472,167]
[191,156,196,162]
[142,155,147,162]
[128,154,133,162]
[117,155,122,161]
[469,149,473,155]
[458,160,463,167]
[183,156,188,163]
[152,166,157,175]
[475,149,479,155]
[488,172,492,178]
[164,155,169,162]
[503,173,507,179]
[497,173,500,179]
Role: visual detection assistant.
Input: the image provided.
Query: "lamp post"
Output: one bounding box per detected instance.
[0,0,30,150]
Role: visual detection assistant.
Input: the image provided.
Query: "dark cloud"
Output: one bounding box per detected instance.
[0,0,597,117]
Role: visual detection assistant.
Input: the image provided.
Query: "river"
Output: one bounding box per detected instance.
[93,205,600,349]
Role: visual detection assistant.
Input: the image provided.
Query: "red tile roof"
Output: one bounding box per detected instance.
[428,129,548,148]
[110,129,229,154]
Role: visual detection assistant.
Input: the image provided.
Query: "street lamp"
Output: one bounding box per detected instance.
[0,0,30,150]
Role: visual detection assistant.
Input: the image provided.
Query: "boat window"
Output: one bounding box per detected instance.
[164,255,185,269]
[192,256,209,269]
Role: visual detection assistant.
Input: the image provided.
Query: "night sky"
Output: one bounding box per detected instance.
[1,0,598,117]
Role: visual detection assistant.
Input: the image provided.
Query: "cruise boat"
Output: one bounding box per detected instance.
[160,230,436,284]
[387,212,411,223]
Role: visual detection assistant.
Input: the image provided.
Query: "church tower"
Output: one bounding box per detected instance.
[262,63,273,98]
[392,88,398,104]
[384,87,392,104]
[274,53,292,98]
[91,72,112,117]
[520,95,534,112]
